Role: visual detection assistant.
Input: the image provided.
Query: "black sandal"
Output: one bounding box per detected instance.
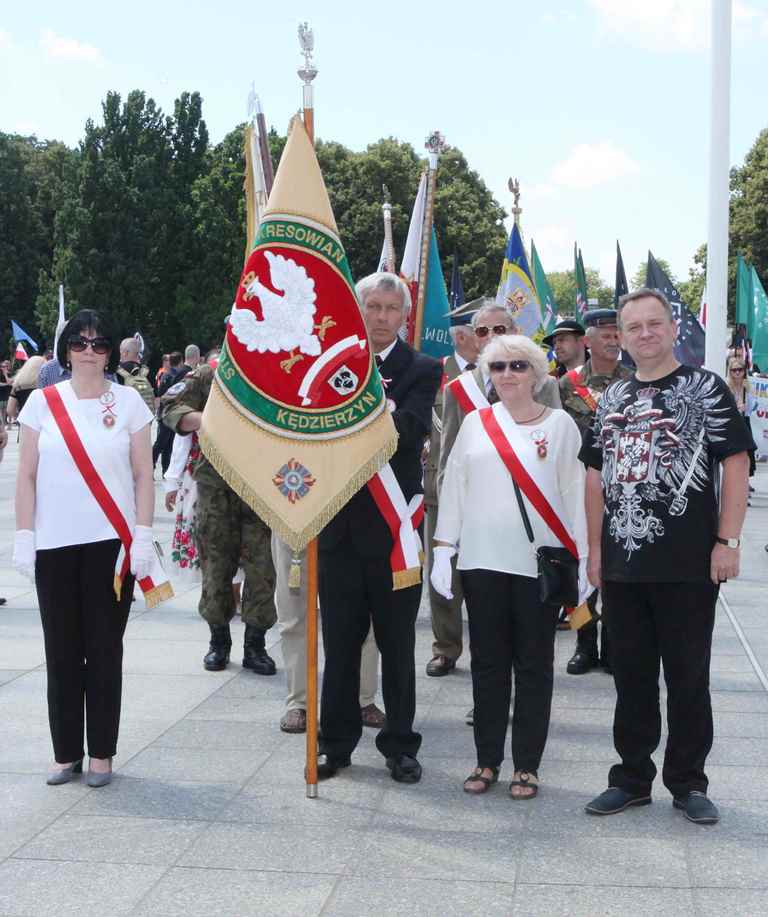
[463,767,499,795]
[509,771,539,800]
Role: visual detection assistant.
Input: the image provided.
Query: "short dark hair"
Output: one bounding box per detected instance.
[56,309,119,373]
[617,287,674,327]
[169,351,183,367]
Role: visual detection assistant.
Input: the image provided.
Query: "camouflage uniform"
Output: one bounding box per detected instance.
[162,365,277,632]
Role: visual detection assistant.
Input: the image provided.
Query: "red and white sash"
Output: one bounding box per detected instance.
[43,385,174,609]
[445,371,489,415]
[367,464,425,590]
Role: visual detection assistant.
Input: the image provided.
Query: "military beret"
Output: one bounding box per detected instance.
[583,308,618,328]
[542,320,585,347]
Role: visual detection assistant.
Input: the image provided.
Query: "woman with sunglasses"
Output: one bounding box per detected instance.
[13,310,155,787]
[432,334,587,800]
[726,357,757,480]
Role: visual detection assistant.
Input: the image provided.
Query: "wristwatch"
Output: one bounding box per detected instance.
[716,536,740,548]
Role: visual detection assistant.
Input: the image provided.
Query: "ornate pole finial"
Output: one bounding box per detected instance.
[508,177,522,228]
[297,22,318,85]
[425,130,448,169]
[382,183,391,205]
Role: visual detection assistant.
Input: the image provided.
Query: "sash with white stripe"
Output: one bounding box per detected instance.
[367,464,425,590]
[445,371,489,415]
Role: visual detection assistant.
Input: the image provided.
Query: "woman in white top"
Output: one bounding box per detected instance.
[432,335,587,800]
[14,310,155,787]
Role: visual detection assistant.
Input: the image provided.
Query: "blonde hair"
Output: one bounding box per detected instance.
[480,334,550,393]
[11,356,45,391]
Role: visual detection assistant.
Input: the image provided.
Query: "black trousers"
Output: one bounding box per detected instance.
[602,580,718,798]
[461,569,558,772]
[152,423,174,474]
[318,538,421,762]
[35,539,133,762]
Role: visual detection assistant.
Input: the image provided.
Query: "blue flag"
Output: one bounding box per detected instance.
[449,252,465,310]
[419,229,453,359]
[11,320,38,351]
[496,224,542,337]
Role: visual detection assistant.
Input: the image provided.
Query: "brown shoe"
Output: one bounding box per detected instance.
[426,654,456,677]
[280,709,307,733]
[360,703,386,728]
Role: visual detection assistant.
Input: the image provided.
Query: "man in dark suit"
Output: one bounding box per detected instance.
[317,272,442,783]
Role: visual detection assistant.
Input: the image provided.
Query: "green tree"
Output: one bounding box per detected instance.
[730,127,768,285]
[631,257,676,291]
[678,244,707,316]
[547,267,614,318]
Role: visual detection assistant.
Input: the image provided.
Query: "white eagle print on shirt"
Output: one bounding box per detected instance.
[595,371,730,558]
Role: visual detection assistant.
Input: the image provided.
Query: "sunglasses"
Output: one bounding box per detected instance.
[730,367,745,373]
[488,360,531,373]
[474,324,509,338]
[68,335,111,355]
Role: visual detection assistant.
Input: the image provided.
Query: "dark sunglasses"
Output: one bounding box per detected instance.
[730,367,745,373]
[474,324,508,338]
[68,335,111,355]
[488,360,531,373]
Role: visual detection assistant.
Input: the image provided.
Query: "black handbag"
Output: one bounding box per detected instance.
[511,476,579,607]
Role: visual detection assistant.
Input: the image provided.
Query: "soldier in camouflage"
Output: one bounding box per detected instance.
[162,363,277,674]
[559,309,632,675]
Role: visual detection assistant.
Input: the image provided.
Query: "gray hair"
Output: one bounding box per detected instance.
[617,287,674,327]
[479,334,550,393]
[449,324,474,344]
[355,272,412,318]
[184,344,200,362]
[120,337,139,359]
[471,299,518,333]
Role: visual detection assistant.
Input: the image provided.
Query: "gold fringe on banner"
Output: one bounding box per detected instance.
[392,567,422,591]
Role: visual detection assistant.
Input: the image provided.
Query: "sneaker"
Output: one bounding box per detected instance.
[585,786,652,815]
[673,791,719,825]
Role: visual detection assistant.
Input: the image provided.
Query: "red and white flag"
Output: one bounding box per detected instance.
[14,342,28,362]
[399,172,427,343]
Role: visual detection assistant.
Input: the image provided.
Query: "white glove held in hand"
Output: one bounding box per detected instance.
[13,530,36,581]
[131,525,155,580]
[430,545,456,600]
[577,557,592,607]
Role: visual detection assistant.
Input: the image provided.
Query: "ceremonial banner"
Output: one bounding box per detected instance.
[420,228,452,359]
[200,117,398,550]
[646,250,705,367]
[750,376,768,459]
[615,240,629,306]
[11,320,38,352]
[736,254,752,333]
[531,240,558,335]
[496,223,542,338]
[751,266,768,373]
[574,244,588,322]
[400,172,427,342]
[449,252,465,310]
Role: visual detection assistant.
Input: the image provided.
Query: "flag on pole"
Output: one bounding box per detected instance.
[530,240,558,335]
[699,285,707,330]
[449,252,465,310]
[574,244,588,322]
[615,240,629,306]
[646,250,705,367]
[419,229,452,359]
[750,266,768,372]
[199,116,398,550]
[376,239,388,273]
[399,172,427,342]
[11,320,38,351]
[495,223,542,337]
[736,253,753,336]
[14,342,28,362]
[54,284,67,351]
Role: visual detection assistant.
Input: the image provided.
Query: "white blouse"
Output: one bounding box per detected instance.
[19,381,153,550]
[435,403,587,579]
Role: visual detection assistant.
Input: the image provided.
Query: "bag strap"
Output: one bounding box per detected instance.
[511,477,535,545]
[478,406,578,558]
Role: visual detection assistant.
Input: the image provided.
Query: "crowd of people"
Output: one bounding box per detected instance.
[1,274,755,825]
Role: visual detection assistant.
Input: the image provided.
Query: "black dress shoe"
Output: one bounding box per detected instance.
[386,753,422,784]
[0,597,6,606]
[585,787,652,815]
[425,655,456,677]
[566,650,599,675]
[315,754,350,780]
[673,791,719,824]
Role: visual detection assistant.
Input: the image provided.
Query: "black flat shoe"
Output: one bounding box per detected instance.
[386,753,422,784]
[567,650,598,675]
[313,754,350,781]
[673,791,719,825]
[585,787,652,815]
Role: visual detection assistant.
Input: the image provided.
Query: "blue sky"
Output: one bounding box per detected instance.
[2,0,767,288]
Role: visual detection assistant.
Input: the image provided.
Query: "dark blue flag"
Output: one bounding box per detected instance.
[615,240,628,306]
[645,251,705,367]
[449,252,465,310]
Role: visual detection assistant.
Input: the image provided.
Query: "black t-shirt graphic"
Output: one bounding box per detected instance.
[580,365,751,583]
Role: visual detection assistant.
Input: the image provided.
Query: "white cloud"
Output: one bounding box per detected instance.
[588,0,768,52]
[40,29,104,64]
[550,142,640,190]
[527,224,575,272]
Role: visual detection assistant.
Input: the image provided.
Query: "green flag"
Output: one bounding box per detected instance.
[531,240,557,334]
[751,266,768,372]
[574,243,588,324]
[736,253,753,334]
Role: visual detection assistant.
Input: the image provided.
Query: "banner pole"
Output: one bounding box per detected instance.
[298,21,320,799]
[413,131,446,352]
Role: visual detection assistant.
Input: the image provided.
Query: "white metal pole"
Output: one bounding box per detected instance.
[704,0,732,375]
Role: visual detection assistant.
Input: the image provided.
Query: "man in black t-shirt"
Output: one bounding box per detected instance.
[580,288,750,826]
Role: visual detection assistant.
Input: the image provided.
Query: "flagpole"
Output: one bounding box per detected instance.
[382,184,395,272]
[704,0,731,375]
[298,21,320,801]
[413,131,446,352]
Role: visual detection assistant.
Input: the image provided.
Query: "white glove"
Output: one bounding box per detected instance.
[131,525,155,580]
[577,557,592,606]
[430,545,456,600]
[13,529,36,581]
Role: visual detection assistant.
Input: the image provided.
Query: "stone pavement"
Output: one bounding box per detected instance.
[1,430,768,917]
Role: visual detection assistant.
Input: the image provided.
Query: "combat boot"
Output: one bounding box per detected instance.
[243,624,276,676]
[203,624,232,671]
[567,620,599,675]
